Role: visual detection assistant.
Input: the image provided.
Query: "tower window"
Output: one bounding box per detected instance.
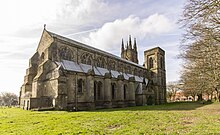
[149,57,154,69]
[160,57,163,68]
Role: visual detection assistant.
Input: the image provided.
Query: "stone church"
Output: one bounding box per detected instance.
[19,27,166,110]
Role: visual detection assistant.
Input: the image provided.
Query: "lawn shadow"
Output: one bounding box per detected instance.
[26,101,213,113]
[90,101,213,112]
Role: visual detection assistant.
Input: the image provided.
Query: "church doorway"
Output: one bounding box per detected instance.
[147,95,153,105]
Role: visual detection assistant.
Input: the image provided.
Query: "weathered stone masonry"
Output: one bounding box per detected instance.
[19,28,166,110]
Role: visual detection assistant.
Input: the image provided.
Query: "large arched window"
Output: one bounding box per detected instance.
[118,63,123,72]
[94,81,102,100]
[111,83,116,100]
[127,66,131,74]
[97,81,102,100]
[59,47,74,61]
[77,79,83,93]
[96,57,105,68]
[124,84,127,100]
[149,57,154,69]
[81,53,93,65]
[87,56,92,65]
[108,59,116,70]
[81,54,87,64]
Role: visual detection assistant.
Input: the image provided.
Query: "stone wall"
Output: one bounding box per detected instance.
[20,29,165,110]
[144,47,166,104]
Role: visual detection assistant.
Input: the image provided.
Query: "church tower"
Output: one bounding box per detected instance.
[121,35,138,64]
[144,47,166,104]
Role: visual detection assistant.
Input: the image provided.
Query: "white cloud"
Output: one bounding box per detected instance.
[54,0,116,28]
[0,0,60,36]
[82,13,174,51]
[0,0,185,94]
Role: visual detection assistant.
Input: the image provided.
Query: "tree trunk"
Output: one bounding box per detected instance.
[198,93,203,101]
[215,88,219,102]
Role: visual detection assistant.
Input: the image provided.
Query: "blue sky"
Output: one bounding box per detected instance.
[0,0,186,94]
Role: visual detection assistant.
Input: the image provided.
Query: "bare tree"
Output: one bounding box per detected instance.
[167,82,182,102]
[0,92,18,106]
[180,0,220,43]
[179,0,220,101]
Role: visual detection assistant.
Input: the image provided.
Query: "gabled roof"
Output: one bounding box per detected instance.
[46,29,145,69]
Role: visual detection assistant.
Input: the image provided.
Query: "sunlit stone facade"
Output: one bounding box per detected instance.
[19,28,166,110]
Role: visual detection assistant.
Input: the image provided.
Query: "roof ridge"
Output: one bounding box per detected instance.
[46,30,145,69]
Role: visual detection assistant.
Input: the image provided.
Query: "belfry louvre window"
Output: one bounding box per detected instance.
[77,79,83,93]
[160,58,163,68]
[149,57,154,69]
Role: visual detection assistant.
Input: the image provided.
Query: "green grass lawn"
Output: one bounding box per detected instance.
[0,102,220,135]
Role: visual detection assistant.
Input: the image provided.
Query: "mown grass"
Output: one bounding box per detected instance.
[0,102,220,135]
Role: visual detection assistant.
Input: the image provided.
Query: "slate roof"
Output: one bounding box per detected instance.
[46,30,145,69]
[57,60,148,83]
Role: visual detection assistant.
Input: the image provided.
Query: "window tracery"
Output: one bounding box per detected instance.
[108,59,116,70]
[58,46,74,61]
[96,57,105,68]
[80,53,93,65]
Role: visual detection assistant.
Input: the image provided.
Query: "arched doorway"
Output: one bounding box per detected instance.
[147,95,153,105]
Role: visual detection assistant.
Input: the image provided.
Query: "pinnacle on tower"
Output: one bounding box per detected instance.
[129,35,132,49]
[126,41,129,49]
[134,38,137,51]
[121,38,124,51]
